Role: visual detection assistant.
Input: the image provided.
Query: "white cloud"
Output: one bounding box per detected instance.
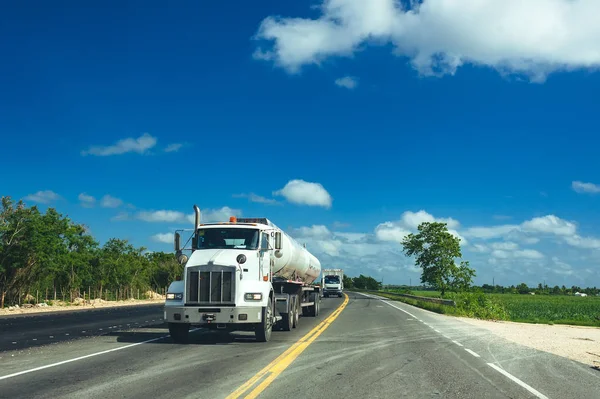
[564,235,600,249]
[100,194,123,208]
[463,225,520,239]
[164,143,183,153]
[521,215,576,236]
[491,241,519,251]
[273,179,332,208]
[136,206,242,225]
[186,206,243,224]
[24,190,60,204]
[465,214,600,253]
[375,222,411,242]
[233,193,279,205]
[81,133,157,156]
[375,210,465,244]
[253,0,600,82]
[295,225,332,238]
[334,76,358,89]
[138,210,187,223]
[152,233,173,244]
[572,180,600,194]
[78,193,96,208]
[111,212,130,222]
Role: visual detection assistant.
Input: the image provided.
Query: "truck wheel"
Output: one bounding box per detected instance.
[292,296,299,328]
[280,312,293,331]
[255,296,274,342]
[169,323,190,343]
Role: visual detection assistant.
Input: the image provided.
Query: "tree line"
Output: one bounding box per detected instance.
[0,197,182,308]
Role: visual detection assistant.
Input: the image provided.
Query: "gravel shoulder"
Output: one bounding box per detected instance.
[0,298,166,317]
[457,316,600,369]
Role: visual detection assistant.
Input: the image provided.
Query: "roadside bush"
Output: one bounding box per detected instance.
[444,292,508,320]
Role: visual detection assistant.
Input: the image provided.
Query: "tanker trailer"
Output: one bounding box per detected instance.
[163,205,322,343]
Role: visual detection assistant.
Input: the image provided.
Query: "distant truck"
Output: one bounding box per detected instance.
[321,268,344,298]
[164,205,322,343]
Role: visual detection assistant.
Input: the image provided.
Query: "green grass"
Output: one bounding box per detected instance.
[374,289,600,327]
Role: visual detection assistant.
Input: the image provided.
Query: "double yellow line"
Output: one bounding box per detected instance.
[225,293,350,399]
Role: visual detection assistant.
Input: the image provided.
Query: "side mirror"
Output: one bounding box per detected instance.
[174,232,181,252]
[274,232,282,250]
[191,235,198,249]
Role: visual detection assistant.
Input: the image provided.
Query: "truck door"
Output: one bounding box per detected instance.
[260,232,270,280]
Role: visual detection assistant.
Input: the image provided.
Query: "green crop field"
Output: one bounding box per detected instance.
[379,289,600,326]
[488,294,600,326]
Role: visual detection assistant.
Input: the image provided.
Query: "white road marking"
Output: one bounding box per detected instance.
[49,336,54,338]
[81,331,86,333]
[0,328,202,381]
[487,363,549,399]
[12,342,16,345]
[452,340,463,347]
[434,329,441,333]
[65,334,69,336]
[32,339,37,341]
[443,335,451,340]
[465,349,481,358]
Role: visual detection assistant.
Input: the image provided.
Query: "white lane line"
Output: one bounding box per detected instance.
[452,340,464,347]
[433,329,441,333]
[442,335,451,340]
[465,349,481,358]
[487,363,549,399]
[49,336,54,338]
[381,300,418,319]
[0,328,202,381]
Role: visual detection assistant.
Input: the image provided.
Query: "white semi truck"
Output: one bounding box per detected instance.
[164,205,322,343]
[321,268,344,298]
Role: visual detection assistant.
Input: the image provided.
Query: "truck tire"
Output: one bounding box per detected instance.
[169,323,190,343]
[255,296,274,342]
[292,295,299,328]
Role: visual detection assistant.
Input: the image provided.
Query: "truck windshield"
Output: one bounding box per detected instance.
[195,228,259,250]
[324,276,340,284]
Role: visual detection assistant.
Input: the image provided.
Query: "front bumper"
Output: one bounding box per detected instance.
[164,305,263,325]
[323,289,342,295]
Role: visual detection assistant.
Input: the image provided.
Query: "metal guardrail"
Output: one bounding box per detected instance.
[364,290,457,307]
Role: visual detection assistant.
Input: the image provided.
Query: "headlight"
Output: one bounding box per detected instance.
[244,293,262,301]
[166,293,183,300]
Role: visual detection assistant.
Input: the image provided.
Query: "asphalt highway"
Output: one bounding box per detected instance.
[0,292,598,399]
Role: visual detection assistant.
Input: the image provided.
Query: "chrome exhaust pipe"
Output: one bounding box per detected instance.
[193,204,201,230]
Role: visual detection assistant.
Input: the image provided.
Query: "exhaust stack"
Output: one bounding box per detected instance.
[193,204,201,231]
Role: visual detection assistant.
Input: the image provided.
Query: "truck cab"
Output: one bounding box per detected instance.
[321,269,344,298]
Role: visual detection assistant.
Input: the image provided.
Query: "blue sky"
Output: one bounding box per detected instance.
[2,0,599,287]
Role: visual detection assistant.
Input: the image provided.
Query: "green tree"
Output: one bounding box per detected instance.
[342,275,353,289]
[516,283,529,294]
[401,222,475,296]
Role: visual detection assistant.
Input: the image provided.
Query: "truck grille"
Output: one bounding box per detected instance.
[186,266,236,304]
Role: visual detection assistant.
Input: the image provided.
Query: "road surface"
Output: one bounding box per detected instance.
[0,292,598,399]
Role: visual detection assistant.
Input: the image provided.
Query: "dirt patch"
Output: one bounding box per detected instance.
[457,317,600,368]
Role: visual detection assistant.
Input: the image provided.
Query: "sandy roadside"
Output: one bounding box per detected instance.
[457,317,600,369]
[0,298,166,317]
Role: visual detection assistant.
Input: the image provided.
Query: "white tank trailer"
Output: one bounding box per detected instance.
[164,205,323,343]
